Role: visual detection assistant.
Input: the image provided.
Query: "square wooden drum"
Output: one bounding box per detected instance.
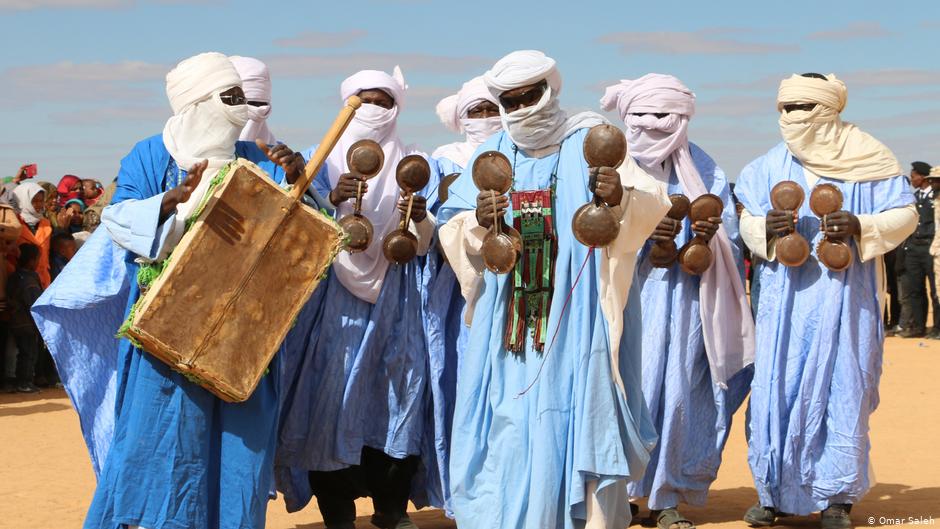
[125,159,342,402]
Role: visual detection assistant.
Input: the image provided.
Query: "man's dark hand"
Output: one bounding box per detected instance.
[651,217,681,242]
[160,159,207,222]
[256,140,305,185]
[329,173,367,205]
[766,209,797,239]
[476,190,509,229]
[592,166,623,207]
[822,210,861,241]
[399,192,427,223]
[692,216,722,242]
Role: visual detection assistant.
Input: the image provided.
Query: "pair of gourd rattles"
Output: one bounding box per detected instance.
[649,193,723,275]
[769,181,851,272]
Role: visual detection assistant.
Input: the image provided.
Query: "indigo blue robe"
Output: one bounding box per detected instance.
[414,155,469,515]
[736,142,913,515]
[34,135,286,529]
[274,147,444,512]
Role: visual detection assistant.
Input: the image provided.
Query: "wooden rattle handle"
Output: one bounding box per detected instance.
[292,96,362,201]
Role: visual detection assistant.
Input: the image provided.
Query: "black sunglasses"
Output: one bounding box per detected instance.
[783,103,817,113]
[498,81,548,110]
[220,93,247,106]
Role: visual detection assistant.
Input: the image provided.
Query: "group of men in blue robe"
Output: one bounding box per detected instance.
[32,49,914,529]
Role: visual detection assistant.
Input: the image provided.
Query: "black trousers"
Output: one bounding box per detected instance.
[901,245,940,332]
[308,447,418,528]
[884,249,901,327]
[12,329,41,386]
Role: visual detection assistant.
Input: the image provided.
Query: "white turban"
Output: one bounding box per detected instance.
[483,50,604,151]
[776,74,846,113]
[435,76,498,133]
[165,52,242,115]
[159,52,251,261]
[341,66,407,108]
[433,76,501,168]
[777,74,901,182]
[483,50,562,97]
[230,55,276,145]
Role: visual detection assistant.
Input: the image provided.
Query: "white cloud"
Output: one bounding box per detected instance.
[0,60,166,106]
[840,69,940,88]
[712,69,940,93]
[696,95,775,118]
[274,30,368,49]
[50,105,168,126]
[807,21,892,41]
[870,91,940,102]
[599,30,798,55]
[0,0,127,10]
[262,52,490,77]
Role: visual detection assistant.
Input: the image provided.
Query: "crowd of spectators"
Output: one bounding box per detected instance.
[1,164,113,393]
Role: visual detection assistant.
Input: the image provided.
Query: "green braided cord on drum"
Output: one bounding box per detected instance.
[185,163,231,231]
[115,302,144,349]
[182,371,207,386]
[115,162,233,344]
[136,258,168,289]
[319,207,344,280]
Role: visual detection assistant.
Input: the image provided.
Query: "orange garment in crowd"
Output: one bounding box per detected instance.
[7,216,53,288]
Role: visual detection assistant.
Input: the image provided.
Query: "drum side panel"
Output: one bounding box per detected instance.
[192,203,342,401]
[130,162,286,379]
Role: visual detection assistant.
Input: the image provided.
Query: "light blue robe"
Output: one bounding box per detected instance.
[736,142,912,515]
[416,155,469,515]
[625,144,753,510]
[274,147,443,512]
[34,135,286,529]
[440,130,657,529]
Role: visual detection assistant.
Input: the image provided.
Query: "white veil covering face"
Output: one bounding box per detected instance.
[432,76,502,169]
[327,67,414,304]
[483,50,606,152]
[159,52,250,259]
[230,55,277,145]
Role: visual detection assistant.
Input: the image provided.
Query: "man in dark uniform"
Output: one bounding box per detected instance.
[899,161,938,338]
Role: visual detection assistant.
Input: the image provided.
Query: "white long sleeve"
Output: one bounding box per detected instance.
[101,194,182,262]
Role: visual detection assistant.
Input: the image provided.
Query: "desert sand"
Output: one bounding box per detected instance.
[1,336,937,529]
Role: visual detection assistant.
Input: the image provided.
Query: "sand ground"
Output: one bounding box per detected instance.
[1,336,938,529]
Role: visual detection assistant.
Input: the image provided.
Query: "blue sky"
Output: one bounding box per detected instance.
[1,0,938,183]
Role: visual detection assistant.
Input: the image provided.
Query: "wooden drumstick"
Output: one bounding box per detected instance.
[291,96,363,201]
